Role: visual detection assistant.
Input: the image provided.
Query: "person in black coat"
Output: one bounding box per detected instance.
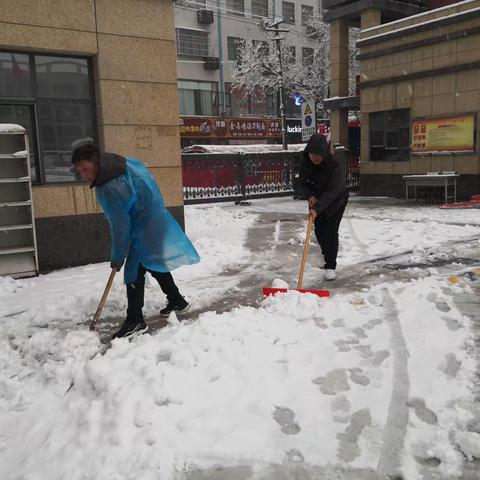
[297,134,349,281]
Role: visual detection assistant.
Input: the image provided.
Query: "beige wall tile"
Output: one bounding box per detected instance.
[412,58,433,73]
[0,22,97,54]
[103,125,181,167]
[360,162,376,174]
[457,70,480,92]
[97,34,177,84]
[413,78,433,97]
[432,54,456,69]
[150,167,184,207]
[392,162,410,174]
[376,55,394,68]
[393,63,412,76]
[432,93,456,115]
[457,47,480,65]
[433,74,455,95]
[95,0,175,41]
[394,51,412,65]
[100,80,179,126]
[361,87,378,106]
[410,156,433,173]
[454,155,480,174]
[396,82,414,108]
[433,41,456,58]
[374,162,393,174]
[455,90,480,114]
[0,0,95,31]
[457,34,480,53]
[413,97,433,117]
[33,184,100,218]
[412,46,433,62]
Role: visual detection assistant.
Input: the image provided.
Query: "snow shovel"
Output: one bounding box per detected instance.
[89,268,117,331]
[263,216,330,298]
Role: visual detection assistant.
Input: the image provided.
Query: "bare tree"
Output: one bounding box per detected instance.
[231,16,360,115]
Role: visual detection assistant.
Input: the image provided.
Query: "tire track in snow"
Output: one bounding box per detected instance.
[377,288,410,478]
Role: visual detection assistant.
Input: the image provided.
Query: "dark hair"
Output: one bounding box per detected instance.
[71,144,100,165]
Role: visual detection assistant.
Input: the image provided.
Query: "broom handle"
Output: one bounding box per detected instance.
[297,216,314,290]
[90,268,117,331]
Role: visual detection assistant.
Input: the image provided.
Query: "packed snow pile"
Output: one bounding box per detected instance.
[0,275,476,479]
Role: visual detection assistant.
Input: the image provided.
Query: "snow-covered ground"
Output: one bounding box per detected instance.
[0,197,479,480]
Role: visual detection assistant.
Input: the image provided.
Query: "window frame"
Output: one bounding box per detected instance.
[301,4,314,26]
[226,0,245,17]
[369,109,411,162]
[282,1,296,25]
[176,28,210,57]
[178,79,219,116]
[227,36,245,62]
[0,49,97,185]
[251,0,268,18]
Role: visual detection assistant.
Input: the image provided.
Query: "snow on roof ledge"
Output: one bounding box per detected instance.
[0,124,26,134]
[362,0,478,34]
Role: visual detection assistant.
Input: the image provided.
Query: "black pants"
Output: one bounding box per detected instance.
[314,200,348,270]
[127,264,182,321]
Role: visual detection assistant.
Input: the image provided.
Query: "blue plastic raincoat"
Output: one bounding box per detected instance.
[96,157,200,283]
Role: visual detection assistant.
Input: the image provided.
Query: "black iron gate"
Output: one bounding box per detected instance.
[182,149,359,204]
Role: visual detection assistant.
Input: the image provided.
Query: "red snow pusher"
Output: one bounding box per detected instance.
[263,216,330,298]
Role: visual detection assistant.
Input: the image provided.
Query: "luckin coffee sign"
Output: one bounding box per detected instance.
[287,125,302,133]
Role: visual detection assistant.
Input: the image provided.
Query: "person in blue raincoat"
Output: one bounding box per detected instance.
[71,141,200,339]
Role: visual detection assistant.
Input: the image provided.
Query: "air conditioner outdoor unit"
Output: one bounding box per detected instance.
[197,9,214,25]
[204,57,220,70]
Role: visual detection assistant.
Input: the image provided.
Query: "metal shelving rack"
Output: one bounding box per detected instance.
[0,124,38,278]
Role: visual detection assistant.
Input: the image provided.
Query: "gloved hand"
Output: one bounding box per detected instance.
[110,259,124,272]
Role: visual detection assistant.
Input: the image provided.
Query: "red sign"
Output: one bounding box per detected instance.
[212,118,228,137]
[228,118,268,138]
[180,116,282,139]
[180,117,213,137]
[267,119,282,137]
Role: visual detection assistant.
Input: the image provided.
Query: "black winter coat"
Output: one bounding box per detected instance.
[297,143,349,218]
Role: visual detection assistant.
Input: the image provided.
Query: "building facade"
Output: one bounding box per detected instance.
[174,0,321,145]
[0,0,183,271]
[357,0,480,199]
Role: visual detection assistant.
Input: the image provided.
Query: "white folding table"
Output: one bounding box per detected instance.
[403,173,459,204]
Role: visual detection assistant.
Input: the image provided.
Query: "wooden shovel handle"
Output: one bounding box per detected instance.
[90,268,117,331]
[297,216,314,290]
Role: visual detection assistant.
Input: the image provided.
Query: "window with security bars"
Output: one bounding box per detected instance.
[226,0,245,17]
[251,0,268,18]
[227,36,245,61]
[282,1,296,24]
[176,28,209,56]
[369,109,410,161]
[301,5,314,26]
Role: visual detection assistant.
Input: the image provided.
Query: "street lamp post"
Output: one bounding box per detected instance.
[266,19,289,151]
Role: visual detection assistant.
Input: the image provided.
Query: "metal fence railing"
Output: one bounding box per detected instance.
[182,152,297,204]
[182,148,360,204]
